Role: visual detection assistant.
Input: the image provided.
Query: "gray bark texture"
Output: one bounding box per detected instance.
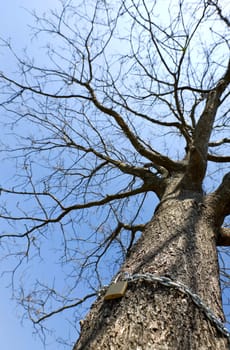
[73,184,229,350]
[73,60,230,350]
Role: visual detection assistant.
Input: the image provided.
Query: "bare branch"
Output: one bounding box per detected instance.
[85,83,184,172]
[208,172,230,224]
[209,138,230,147]
[209,1,230,27]
[0,1,229,344]
[32,292,97,324]
[207,154,230,163]
[217,227,230,246]
[183,59,230,185]
[0,184,152,239]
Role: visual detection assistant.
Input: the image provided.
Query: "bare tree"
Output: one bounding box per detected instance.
[0,0,230,348]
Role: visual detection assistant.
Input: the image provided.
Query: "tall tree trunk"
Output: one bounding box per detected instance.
[73,191,229,349]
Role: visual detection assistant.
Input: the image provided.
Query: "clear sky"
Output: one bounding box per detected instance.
[0,1,230,350]
[0,2,64,350]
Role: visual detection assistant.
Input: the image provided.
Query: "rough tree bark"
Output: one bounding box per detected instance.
[0,1,229,348]
[72,54,230,349]
[73,174,230,350]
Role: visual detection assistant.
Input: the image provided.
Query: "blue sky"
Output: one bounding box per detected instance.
[0,1,230,349]
[0,2,64,350]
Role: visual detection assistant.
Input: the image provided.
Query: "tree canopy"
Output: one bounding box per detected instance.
[0,0,229,347]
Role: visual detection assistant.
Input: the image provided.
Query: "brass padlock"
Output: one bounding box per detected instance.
[104,281,128,300]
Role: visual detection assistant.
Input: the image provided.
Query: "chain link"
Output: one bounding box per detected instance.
[120,272,230,341]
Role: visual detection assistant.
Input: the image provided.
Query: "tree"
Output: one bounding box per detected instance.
[0,0,230,348]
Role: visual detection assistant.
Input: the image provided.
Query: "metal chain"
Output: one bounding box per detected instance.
[120,272,230,341]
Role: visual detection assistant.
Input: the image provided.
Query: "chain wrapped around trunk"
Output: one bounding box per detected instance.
[100,272,230,341]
